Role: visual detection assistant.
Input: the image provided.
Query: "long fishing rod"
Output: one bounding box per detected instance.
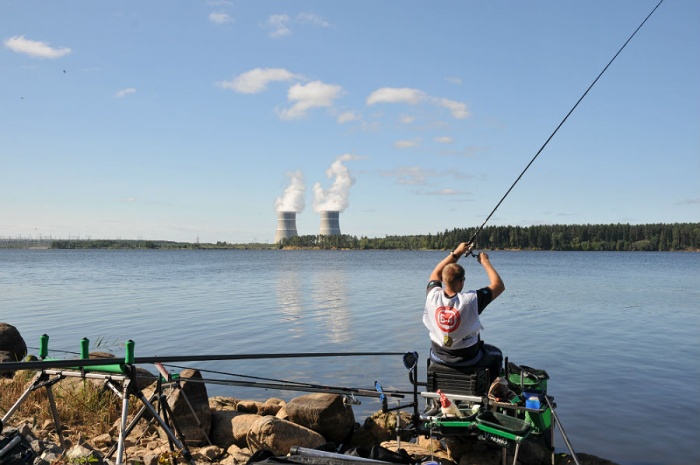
[184,376,406,399]
[163,363,409,399]
[0,351,406,374]
[466,0,664,249]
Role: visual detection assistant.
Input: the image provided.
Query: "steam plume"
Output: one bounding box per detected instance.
[313,154,356,213]
[275,170,306,213]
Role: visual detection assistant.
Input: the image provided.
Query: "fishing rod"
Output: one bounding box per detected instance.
[465,0,664,251]
[163,363,409,399]
[182,376,406,400]
[0,351,406,374]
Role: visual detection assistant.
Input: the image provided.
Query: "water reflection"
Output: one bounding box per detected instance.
[309,267,351,344]
[275,266,304,338]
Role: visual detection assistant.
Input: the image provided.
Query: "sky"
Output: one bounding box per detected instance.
[1,1,698,244]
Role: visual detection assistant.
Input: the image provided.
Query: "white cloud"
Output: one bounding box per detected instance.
[446,76,462,85]
[265,12,330,38]
[380,166,437,185]
[399,114,416,124]
[217,68,300,94]
[432,97,470,119]
[427,188,462,195]
[367,86,470,120]
[367,87,426,105]
[115,88,136,98]
[338,153,366,162]
[266,14,291,38]
[4,35,71,59]
[296,12,330,27]
[337,111,360,124]
[434,136,453,144]
[393,139,421,149]
[277,81,343,120]
[209,12,233,24]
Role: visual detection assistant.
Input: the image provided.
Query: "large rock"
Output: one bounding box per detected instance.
[284,393,355,444]
[246,415,326,456]
[0,323,27,377]
[157,368,211,446]
[209,409,245,449]
[360,410,414,443]
[232,414,262,447]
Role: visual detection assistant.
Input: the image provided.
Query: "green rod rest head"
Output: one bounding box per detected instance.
[80,338,90,359]
[39,334,49,360]
[125,340,135,364]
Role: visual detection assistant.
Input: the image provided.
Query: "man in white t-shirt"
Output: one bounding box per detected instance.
[423,241,505,382]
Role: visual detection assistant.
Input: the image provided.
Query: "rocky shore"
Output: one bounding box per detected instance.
[1,323,617,465]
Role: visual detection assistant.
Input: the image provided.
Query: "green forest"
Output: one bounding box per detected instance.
[7,222,695,251]
[278,223,700,251]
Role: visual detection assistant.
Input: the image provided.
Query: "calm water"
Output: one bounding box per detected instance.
[1,249,698,465]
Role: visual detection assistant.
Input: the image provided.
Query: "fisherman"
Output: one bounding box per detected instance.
[423,242,505,383]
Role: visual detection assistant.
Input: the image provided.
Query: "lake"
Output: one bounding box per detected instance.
[1,249,698,465]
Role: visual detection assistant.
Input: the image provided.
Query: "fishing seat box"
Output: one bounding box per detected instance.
[427,359,490,397]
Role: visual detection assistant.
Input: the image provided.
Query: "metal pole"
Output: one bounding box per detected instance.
[545,396,580,465]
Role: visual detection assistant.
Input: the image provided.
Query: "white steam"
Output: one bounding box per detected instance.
[313,155,356,213]
[275,171,306,213]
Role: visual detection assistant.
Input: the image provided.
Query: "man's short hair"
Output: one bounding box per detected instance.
[442,263,465,288]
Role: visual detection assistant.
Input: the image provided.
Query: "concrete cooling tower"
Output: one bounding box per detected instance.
[275,211,299,243]
[319,210,341,236]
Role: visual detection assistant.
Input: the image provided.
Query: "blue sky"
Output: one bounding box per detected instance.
[2,1,698,243]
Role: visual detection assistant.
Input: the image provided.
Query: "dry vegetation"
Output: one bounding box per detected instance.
[1,369,128,441]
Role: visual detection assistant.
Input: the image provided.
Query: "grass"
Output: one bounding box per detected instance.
[1,369,125,440]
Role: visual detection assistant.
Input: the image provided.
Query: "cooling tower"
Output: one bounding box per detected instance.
[275,211,299,243]
[319,210,341,236]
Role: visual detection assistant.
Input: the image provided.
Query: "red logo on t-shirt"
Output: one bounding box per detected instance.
[435,306,460,333]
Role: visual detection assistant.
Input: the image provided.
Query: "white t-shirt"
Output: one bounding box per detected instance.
[423,286,484,350]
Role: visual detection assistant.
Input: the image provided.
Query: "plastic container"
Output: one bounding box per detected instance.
[525,394,541,410]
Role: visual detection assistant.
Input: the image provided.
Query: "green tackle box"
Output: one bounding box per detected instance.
[507,363,549,393]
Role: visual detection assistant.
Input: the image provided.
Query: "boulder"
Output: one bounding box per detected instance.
[0,323,27,377]
[209,409,245,449]
[232,414,262,447]
[246,415,326,456]
[381,439,454,465]
[360,410,414,443]
[209,396,241,411]
[160,368,211,446]
[284,393,355,444]
[224,444,253,464]
[259,398,286,416]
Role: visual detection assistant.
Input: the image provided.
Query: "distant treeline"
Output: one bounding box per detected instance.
[1,223,697,251]
[279,223,700,251]
[46,240,274,250]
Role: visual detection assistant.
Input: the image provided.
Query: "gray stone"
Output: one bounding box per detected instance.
[284,393,355,444]
[159,368,212,446]
[246,415,326,456]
